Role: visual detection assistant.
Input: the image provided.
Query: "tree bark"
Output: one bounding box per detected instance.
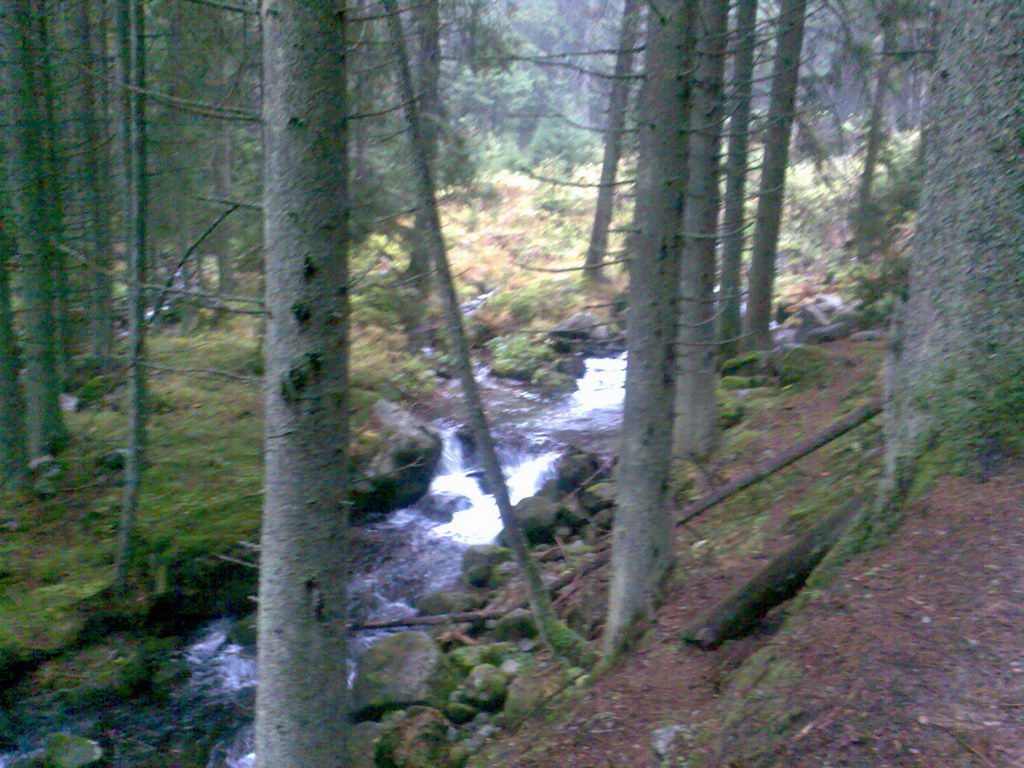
[717,0,758,359]
[884,0,1024,490]
[583,0,642,281]
[742,0,807,351]
[673,0,730,461]
[115,0,149,590]
[255,2,351,765]
[681,501,862,648]
[382,0,594,668]
[77,0,115,361]
[0,220,27,492]
[850,11,898,262]
[2,0,67,457]
[603,0,695,658]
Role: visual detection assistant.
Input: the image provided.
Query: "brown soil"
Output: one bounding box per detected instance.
[476,338,1024,768]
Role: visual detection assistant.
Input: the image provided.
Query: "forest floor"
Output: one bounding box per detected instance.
[476,337,1024,768]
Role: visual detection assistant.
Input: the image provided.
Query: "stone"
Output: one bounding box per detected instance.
[43,733,103,768]
[500,662,569,725]
[348,721,386,768]
[850,330,886,342]
[792,303,831,345]
[227,613,257,650]
[554,354,586,379]
[489,560,517,588]
[416,590,485,617]
[769,345,829,387]
[375,706,454,768]
[351,632,461,721]
[578,481,615,515]
[717,397,745,430]
[650,724,691,768]
[550,448,603,495]
[350,400,443,524]
[463,664,509,711]
[805,321,855,344]
[97,448,127,472]
[719,351,765,377]
[415,492,471,524]
[444,699,478,725]
[511,495,558,544]
[549,311,608,353]
[491,608,537,641]
[462,545,511,589]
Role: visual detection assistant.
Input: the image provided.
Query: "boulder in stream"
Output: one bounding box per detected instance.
[350,401,442,524]
[351,631,461,721]
[43,733,103,768]
[510,495,558,544]
[462,545,512,589]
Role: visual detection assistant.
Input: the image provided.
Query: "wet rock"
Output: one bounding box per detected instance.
[414,492,471,524]
[531,368,576,394]
[462,545,511,589]
[510,496,558,544]
[43,733,103,768]
[462,664,508,711]
[351,632,461,721]
[491,608,537,642]
[555,497,589,532]
[348,721,386,768]
[350,400,443,524]
[549,311,609,353]
[375,706,454,768]
[550,448,603,495]
[227,613,258,650]
[554,354,586,379]
[416,590,485,617]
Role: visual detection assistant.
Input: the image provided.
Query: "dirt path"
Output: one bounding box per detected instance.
[477,339,1024,767]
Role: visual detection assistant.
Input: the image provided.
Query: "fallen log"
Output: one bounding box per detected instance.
[676,399,881,528]
[681,501,863,649]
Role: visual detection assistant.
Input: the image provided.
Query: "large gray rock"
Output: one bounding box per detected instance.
[550,311,609,353]
[351,632,461,721]
[350,401,442,523]
[510,495,558,544]
[649,724,691,768]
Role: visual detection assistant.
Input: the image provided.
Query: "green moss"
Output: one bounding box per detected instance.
[769,346,829,387]
[486,334,555,380]
[717,396,745,430]
[720,351,765,377]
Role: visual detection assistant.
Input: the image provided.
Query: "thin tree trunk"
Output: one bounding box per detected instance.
[115,0,148,590]
[405,0,441,308]
[78,0,114,361]
[4,0,67,458]
[0,223,27,492]
[255,1,351,766]
[718,0,758,359]
[213,54,235,324]
[603,0,695,658]
[382,0,594,667]
[583,0,642,281]
[742,0,807,351]
[673,0,730,461]
[851,14,898,262]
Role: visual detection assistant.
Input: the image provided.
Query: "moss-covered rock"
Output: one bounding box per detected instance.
[43,733,103,768]
[486,335,554,381]
[720,351,766,377]
[375,706,454,768]
[499,661,570,725]
[416,590,486,617]
[510,496,558,544]
[461,545,511,589]
[717,396,746,430]
[463,663,509,711]
[348,721,386,768]
[491,608,537,642]
[351,632,461,721]
[769,345,829,387]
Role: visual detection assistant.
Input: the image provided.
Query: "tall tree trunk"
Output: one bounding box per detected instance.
[884,0,1024,492]
[850,11,898,262]
[0,222,27,492]
[405,0,442,309]
[603,0,695,658]
[673,0,730,461]
[382,0,594,667]
[583,0,642,281]
[742,0,807,351]
[115,0,148,590]
[213,53,236,323]
[717,0,758,359]
[3,0,67,457]
[78,0,114,361]
[255,2,351,765]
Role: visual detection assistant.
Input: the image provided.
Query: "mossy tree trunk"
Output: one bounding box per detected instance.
[884,0,1024,490]
[717,0,758,359]
[255,2,351,765]
[0,221,27,492]
[603,0,695,658]
[382,0,594,668]
[742,0,807,352]
[673,0,729,462]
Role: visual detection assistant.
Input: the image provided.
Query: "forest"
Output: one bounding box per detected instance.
[0,0,1022,766]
